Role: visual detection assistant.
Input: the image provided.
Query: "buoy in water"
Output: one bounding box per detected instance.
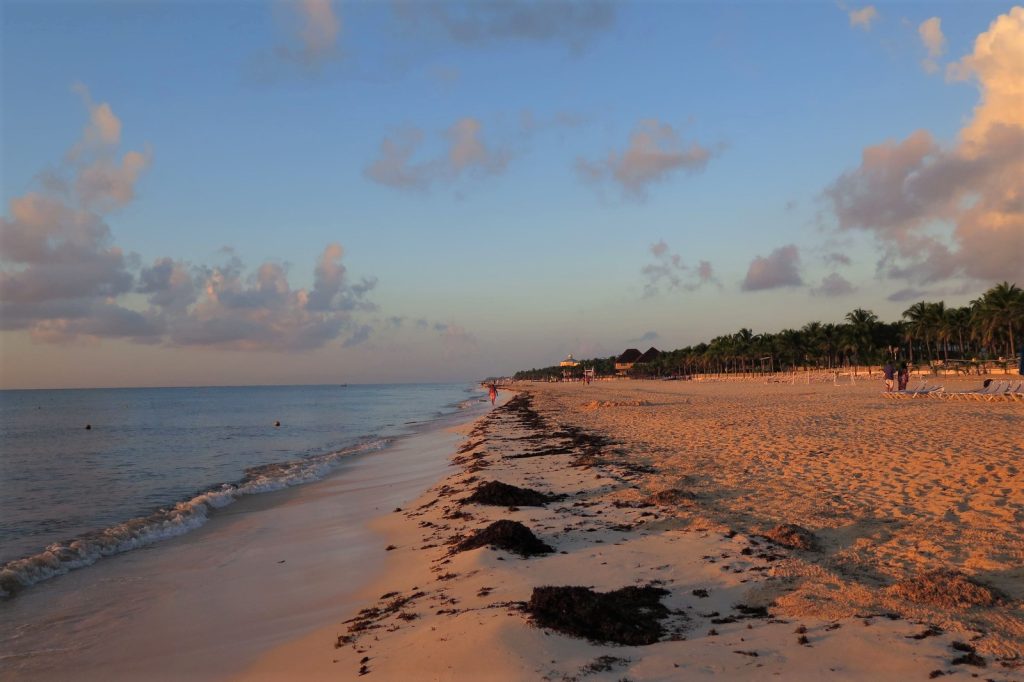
[85,424,92,430]
[274,420,281,427]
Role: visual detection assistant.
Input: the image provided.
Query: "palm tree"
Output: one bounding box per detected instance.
[928,301,948,363]
[801,321,825,367]
[733,328,755,374]
[902,301,928,362]
[945,306,972,360]
[845,308,878,372]
[976,282,1023,359]
[820,323,840,368]
[777,328,804,370]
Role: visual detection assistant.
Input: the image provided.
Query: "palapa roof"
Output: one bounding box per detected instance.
[636,347,662,364]
[616,348,642,364]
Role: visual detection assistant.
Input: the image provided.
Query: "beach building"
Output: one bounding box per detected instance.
[615,348,642,375]
[560,354,579,380]
[636,347,662,364]
[615,347,661,376]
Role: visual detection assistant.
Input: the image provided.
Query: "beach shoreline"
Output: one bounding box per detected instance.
[0,390,495,681]
[242,378,1023,680]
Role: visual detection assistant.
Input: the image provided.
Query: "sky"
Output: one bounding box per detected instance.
[1,0,1022,388]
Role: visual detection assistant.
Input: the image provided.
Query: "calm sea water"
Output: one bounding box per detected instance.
[0,383,480,595]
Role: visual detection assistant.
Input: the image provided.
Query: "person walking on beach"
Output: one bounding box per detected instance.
[883,360,895,392]
[897,362,909,391]
[488,384,498,406]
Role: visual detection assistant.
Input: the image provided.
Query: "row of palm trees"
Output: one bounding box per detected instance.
[513,282,1023,380]
[903,282,1022,364]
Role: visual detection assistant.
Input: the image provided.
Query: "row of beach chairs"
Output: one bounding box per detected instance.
[884,380,1024,401]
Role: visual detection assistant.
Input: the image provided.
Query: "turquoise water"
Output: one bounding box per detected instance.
[0,383,478,595]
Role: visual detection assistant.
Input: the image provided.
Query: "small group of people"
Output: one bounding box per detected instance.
[883,360,910,391]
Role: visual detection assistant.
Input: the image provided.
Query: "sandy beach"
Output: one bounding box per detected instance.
[243,377,1023,681]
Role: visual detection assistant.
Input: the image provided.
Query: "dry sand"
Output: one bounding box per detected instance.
[242,378,1023,681]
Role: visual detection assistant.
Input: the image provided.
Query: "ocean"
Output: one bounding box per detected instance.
[0,383,480,597]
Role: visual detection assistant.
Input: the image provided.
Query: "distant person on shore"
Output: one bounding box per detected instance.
[488,384,497,406]
[897,362,909,391]
[883,361,895,392]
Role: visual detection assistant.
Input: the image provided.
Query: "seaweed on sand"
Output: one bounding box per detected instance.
[649,488,696,506]
[888,570,1004,609]
[763,524,819,551]
[501,394,547,430]
[464,480,565,507]
[455,520,554,557]
[526,585,672,645]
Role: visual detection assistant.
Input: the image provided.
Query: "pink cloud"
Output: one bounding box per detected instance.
[741,245,803,291]
[641,240,717,296]
[577,119,718,199]
[364,118,507,192]
[825,8,1024,286]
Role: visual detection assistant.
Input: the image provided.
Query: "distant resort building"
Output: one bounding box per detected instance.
[560,354,580,381]
[636,347,662,364]
[615,347,661,376]
[614,348,642,374]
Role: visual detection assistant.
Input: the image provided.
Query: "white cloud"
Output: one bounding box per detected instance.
[577,120,719,200]
[811,273,856,297]
[2,88,379,350]
[826,7,1024,286]
[68,83,122,158]
[741,245,803,291]
[392,1,615,54]
[279,0,340,67]
[76,148,153,212]
[165,245,376,351]
[641,240,717,296]
[919,17,946,74]
[848,5,878,30]
[1,87,150,342]
[364,118,507,192]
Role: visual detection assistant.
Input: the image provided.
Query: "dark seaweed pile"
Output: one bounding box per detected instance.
[464,481,564,507]
[527,585,671,645]
[455,520,554,557]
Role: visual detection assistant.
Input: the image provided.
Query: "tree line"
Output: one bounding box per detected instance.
[512,281,1023,381]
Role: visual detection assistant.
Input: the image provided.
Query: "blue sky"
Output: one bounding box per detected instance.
[2,1,1022,388]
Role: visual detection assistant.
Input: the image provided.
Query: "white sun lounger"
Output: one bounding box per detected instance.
[884,382,943,399]
[980,380,1010,401]
[1008,381,1024,402]
[982,380,1022,402]
[944,380,1007,401]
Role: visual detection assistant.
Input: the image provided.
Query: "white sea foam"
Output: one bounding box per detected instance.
[0,438,390,598]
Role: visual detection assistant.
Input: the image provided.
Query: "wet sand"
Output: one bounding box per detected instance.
[0,405,489,681]
[244,378,1023,681]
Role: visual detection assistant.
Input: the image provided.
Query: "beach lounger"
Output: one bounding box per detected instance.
[944,380,1005,401]
[882,381,921,399]
[884,382,942,399]
[982,380,1017,402]
[980,380,1009,401]
[1008,381,1024,402]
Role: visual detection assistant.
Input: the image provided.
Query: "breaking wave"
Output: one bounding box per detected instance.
[0,438,390,598]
